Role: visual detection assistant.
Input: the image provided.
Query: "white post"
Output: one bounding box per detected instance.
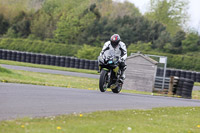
[160,57,167,91]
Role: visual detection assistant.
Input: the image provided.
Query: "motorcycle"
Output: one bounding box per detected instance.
[98,51,123,93]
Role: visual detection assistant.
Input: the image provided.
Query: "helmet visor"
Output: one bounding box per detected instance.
[111,41,119,48]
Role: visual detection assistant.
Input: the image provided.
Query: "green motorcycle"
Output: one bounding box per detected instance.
[98,51,123,93]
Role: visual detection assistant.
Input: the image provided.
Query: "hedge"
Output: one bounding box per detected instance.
[0,38,81,56]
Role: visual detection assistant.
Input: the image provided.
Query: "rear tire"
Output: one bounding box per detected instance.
[99,69,108,92]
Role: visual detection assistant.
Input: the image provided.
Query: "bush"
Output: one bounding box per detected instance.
[127,42,152,55]
[0,38,81,56]
[75,44,101,60]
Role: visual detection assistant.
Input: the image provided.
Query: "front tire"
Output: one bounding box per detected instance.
[112,83,122,93]
[99,69,108,92]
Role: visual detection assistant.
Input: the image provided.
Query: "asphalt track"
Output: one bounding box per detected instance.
[0,65,200,121]
[0,83,200,121]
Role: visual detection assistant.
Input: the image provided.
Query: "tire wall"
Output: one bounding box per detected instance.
[0,49,200,76]
[157,67,200,82]
[176,78,194,99]
[0,49,99,71]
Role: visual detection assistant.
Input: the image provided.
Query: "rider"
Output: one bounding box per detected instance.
[99,34,127,82]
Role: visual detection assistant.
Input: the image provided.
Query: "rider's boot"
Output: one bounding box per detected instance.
[119,69,126,83]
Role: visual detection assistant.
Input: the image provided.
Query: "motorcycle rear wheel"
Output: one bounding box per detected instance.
[99,69,108,92]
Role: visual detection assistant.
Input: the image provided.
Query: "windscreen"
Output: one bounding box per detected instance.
[103,50,119,61]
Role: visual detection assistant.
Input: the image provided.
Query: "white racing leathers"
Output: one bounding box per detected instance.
[100,41,127,61]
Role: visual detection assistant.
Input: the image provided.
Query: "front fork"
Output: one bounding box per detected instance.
[99,66,121,89]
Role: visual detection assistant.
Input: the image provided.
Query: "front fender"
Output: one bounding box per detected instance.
[113,66,119,76]
[102,68,109,71]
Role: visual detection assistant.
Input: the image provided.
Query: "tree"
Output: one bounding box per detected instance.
[145,0,189,35]
[5,11,31,38]
[0,14,9,35]
[30,10,55,40]
[182,32,200,52]
[54,2,99,44]
[0,0,28,21]
[171,30,186,53]
[153,30,172,50]
[148,21,167,42]
[42,0,63,15]
[94,0,141,19]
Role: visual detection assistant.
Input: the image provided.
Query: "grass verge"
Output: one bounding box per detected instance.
[0,60,98,75]
[1,107,200,133]
[192,90,200,100]
[195,82,200,86]
[0,68,99,90]
[0,67,152,95]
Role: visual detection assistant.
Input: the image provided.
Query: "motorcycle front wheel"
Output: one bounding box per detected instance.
[99,69,108,92]
[112,83,122,93]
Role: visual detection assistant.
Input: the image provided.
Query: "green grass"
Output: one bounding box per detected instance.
[0,66,13,73]
[0,68,99,90]
[195,82,200,86]
[0,60,98,75]
[192,90,200,100]
[1,107,200,133]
